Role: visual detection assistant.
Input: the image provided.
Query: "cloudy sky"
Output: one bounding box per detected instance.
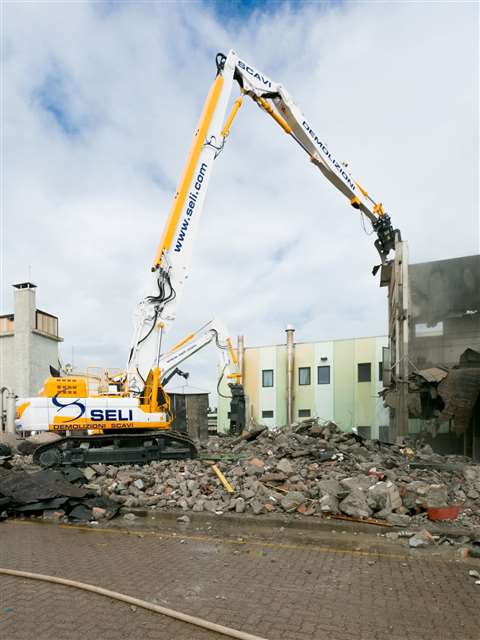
[2,0,479,399]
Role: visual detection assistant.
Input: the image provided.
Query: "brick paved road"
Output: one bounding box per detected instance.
[0,520,479,640]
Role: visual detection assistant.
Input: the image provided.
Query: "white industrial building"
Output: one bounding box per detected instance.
[0,283,63,398]
[218,329,389,438]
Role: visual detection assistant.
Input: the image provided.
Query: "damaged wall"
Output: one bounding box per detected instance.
[409,255,480,368]
[383,253,480,455]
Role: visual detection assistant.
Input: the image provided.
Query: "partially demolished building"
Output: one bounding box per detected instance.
[383,252,480,457]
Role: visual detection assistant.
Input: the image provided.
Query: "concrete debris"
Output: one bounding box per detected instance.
[318,493,339,514]
[368,481,402,512]
[0,466,119,522]
[234,497,246,513]
[280,491,306,512]
[339,490,372,519]
[341,476,376,493]
[425,484,449,508]
[2,417,480,541]
[92,507,107,520]
[318,479,343,498]
[409,529,435,548]
[82,467,97,482]
[276,458,294,475]
[176,514,191,524]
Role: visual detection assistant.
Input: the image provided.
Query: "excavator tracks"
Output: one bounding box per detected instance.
[32,431,198,468]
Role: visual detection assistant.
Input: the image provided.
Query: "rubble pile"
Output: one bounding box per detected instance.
[1,420,480,533]
[0,457,119,522]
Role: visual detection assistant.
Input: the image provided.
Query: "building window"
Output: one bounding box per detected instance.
[298,367,311,385]
[262,369,274,387]
[378,362,383,382]
[317,365,330,385]
[357,426,371,439]
[262,410,274,418]
[358,363,371,382]
[298,409,311,418]
[415,322,443,337]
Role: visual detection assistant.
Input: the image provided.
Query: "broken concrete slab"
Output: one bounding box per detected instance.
[318,494,339,514]
[317,479,343,498]
[82,467,97,482]
[426,484,449,508]
[280,491,306,512]
[368,481,402,512]
[409,529,434,548]
[340,476,377,493]
[0,469,87,503]
[276,458,294,475]
[339,490,373,519]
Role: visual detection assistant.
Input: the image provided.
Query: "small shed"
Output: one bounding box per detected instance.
[168,386,209,442]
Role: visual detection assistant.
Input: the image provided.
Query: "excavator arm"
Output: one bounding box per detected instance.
[126,49,400,397]
[126,53,238,393]
[156,319,245,434]
[220,52,399,260]
[158,319,241,386]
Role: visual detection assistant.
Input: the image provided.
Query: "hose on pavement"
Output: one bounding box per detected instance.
[0,567,268,640]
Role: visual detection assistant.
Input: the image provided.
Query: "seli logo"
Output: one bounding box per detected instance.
[174,162,207,253]
[237,60,272,88]
[52,395,86,422]
[52,395,133,422]
[90,409,134,421]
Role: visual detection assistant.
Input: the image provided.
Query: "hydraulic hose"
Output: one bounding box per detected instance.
[0,568,268,640]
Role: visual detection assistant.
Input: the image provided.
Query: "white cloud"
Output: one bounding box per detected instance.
[2,1,478,400]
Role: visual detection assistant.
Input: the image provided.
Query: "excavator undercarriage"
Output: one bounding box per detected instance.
[33,430,198,468]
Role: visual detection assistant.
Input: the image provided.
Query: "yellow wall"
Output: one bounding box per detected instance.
[275,346,287,426]
[243,347,260,423]
[354,338,376,427]
[333,340,355,430]
[292,342,315,420]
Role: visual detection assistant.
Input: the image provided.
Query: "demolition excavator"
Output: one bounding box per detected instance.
[16,50,399,467]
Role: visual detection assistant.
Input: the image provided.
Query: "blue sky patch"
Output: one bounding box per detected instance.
[32,65,82,136]
[205,0,341,20]
[207,0,294,19]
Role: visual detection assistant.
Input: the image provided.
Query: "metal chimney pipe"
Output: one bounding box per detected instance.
[237,335,245,385]
[285,325,295,428]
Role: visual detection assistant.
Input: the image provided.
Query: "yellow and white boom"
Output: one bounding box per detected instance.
[126,49,398,395]
[158,318,240,384]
